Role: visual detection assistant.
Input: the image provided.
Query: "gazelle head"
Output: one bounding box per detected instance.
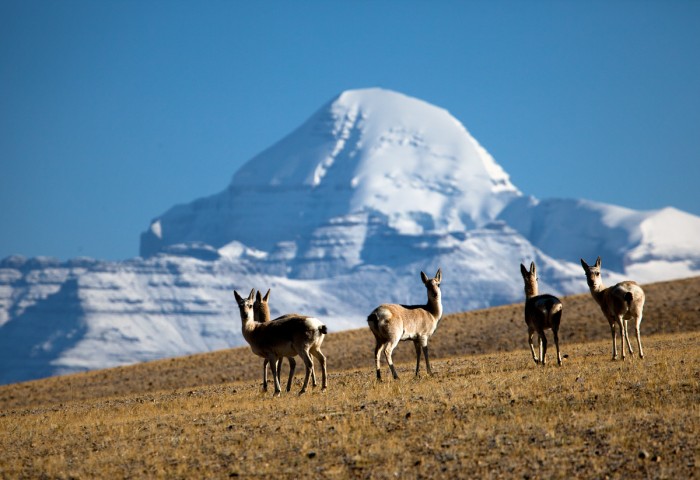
[233,288,255,324]
[253,289,271,323]
[519,261,539,298]
[421,268,442,301]
[580,256,603,292]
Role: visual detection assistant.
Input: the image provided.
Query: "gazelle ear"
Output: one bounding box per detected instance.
[530,262,536,275]
[255,290,262,302]
[233,290,243,303]
[263,289,270,302]
[580,259,589,271]
[247,289,255,301]
[421,271,429,284]
[595,256,601,268]
[435,268,442,283]
[520,263,528,277]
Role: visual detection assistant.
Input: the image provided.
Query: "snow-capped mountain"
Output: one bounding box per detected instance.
[1,88,699,385]
[140,89,520,267]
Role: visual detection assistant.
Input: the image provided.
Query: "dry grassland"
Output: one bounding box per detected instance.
[0,276,698,479]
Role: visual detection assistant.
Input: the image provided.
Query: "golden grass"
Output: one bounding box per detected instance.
[0,333,698,479]
[0,276,698,478]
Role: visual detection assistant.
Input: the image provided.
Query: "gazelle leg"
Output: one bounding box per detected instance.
[624,319,634,355]
[553,327,562,366]
[312,347,328,390]
[422,343,433,376]
[609,322,618,360]
[528,327,538,364]
[285,357,296,392]
[414,341,422,376]
[269,356,282,396]
[617,317,626,360]
[635,314,644,359]
[275,358,283,386]
[538,331,548,366]
[298,349,314,395]
[553,310,563,366]
[374,342,385,380]
[311,359,317,387]
[262,359,269,392]
[384,342,399,380]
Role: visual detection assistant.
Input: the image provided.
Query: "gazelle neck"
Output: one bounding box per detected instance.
[586,278,608,308]
[240,307,255,332]
[524,282,538,299]
[588,278,606,296]
[427,290,443,320]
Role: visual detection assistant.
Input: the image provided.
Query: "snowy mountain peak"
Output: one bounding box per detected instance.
[141,89,521,257]
[233,88,518,195]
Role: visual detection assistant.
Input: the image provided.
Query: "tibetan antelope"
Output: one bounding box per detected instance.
[234,289,328,395]
[254,289,310,393]
[367,268,443,380]
[581,257,646,360]
[520,262,563,366]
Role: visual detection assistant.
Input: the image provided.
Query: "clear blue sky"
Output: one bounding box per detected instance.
[1,0,699,261]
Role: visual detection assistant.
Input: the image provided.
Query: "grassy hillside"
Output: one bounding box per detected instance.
[0,334,698,479]
[0,276,698,478]
[1,275,698,411]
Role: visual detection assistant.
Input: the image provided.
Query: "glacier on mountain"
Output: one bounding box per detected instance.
[1,88,699,385]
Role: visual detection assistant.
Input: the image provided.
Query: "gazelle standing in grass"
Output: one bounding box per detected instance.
[520,262,563,366]
[254,289,312,393]
[581,256,646,360]
[367,268,443,380]
[234,289,328,396]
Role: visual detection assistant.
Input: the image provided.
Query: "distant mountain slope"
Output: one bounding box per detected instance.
[1,88,699,385]
[498,197,700,281]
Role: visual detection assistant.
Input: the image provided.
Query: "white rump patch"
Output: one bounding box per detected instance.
[304,317,324,330]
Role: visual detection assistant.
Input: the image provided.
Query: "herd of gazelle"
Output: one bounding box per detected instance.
[233,256,645,395]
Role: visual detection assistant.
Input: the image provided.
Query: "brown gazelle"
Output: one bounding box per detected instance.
[234,289,328,396]
[367,268,443,380]
[254,289,305,393]
[520,262,563,366]
[581,257,646,360]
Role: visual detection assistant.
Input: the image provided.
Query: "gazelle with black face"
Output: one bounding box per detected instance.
[520,261,563,366]
[580,256,646,360]
[234,289,328,396]
[367,268,443,380]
